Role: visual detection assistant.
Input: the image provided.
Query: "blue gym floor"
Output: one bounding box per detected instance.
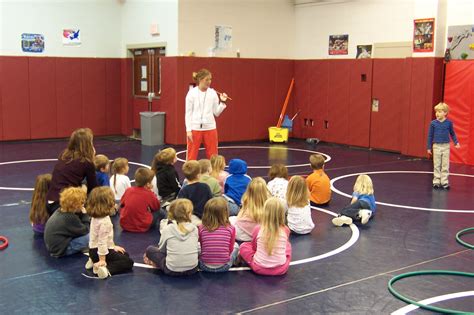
[0,138,473,314]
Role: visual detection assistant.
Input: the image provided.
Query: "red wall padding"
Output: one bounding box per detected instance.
[120,59,133,136]
[105,59,122,135]
[82,59,107,136]
[160,57,179,144]
[55,58,84,137]
[1,57,31,140]
[293,60,312,140]
[327,60,351,145]
[444,61,474,165]
[29,57,57,139]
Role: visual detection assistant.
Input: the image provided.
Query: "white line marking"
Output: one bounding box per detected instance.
[391,291,474,314]
[175,146,332,168]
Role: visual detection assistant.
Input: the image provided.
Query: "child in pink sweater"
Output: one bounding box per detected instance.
[239,197,292,276]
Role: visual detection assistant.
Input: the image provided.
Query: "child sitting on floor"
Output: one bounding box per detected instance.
[94,154,111,187]
[229,177,269,241]
[44,187,90,257]
[239,197,292,276]
[151,148,181,202]
[110,157,131,202]
[144,199,199,276]
[199,197,239,272]
[267,163,289,203]
[210,154,229,194]
[85,187,134,279]
[29,174,52,235]
[286,176,314,234]
[332,174,376,226]
[306,154,331,207]
[199,159,221,197]
[223,158,252,216]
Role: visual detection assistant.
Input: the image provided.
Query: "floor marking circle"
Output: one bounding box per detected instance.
[175,146,332,169]
[331,171,474,213]
[391,291,474,314]
[0,159,150,191]
[123,206,359,272]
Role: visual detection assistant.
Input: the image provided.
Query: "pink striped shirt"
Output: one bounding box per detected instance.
[198,225,235,265]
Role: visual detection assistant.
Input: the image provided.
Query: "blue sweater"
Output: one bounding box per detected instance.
[224,159,251,205]
[427,119,458,149]
[96,171,110,186]
[353,192,376,213]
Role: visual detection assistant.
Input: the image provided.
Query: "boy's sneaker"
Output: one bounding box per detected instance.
[332,215,353,227]
[359,210,372,225]
[442,184,450,190]
[93,265,111,279]
[85,258,93,270]
[432,184,441,189]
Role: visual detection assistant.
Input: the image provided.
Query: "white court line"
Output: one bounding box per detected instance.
[0,159,150,191]
[331,170,474,213]
[175,146,332,168]
[391,291,474,314]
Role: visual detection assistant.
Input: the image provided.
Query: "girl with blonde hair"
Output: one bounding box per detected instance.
[286,176,314,234]
[46,128,98,213]
[229,177,270,241]
[144,199,199,276]
[239,197,292,276]
[109,157,131,202]
[210,154,229,193]
[332,174,376,226]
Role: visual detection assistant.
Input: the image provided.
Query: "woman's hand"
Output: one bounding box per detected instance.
[114,245,126,254]
[187,131,193,143]
[219,92,228,102]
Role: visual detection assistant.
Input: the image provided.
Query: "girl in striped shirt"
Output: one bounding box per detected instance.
[198,197,239,272]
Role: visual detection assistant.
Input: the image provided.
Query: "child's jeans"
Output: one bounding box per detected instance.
[432,143,450,186]
[340,200,371,221]
[199,243,240,272]
[64,234,89,256]
[145,246,198,276]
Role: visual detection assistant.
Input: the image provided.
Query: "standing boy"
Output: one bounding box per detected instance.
[427,102,460,189]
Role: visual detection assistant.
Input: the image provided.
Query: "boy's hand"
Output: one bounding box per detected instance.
[427,149,432,155]
[455,143,461,149]
[114,245,126,254]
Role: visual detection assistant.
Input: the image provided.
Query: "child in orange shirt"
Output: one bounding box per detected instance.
[305,154,331,207]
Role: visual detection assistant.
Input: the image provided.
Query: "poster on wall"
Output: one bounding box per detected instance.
[356,45,372,58]
[62,29,81,46]
[21,33,44,53]
[413,18,434,52]
[329,35,348,55]
[447,25,474,60]
[214,25,232,50]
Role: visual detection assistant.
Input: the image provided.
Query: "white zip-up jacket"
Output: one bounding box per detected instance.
[185,87,227,132]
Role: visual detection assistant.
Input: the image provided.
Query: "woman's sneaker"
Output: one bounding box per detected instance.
[332,215,353,227]
[359,210,372,224]
[85,258,93,270]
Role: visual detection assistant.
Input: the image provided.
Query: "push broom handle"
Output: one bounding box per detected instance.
[277,78,295,128]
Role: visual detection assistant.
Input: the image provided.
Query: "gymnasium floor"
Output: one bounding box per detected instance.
[0,137,473,314]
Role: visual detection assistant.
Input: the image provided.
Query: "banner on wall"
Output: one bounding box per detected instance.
[329,35,348,55]
[21,33,44,53]
[62,29,81,46]
[413,18,434,52]
[447,25,474,60]
[214,25,232,50]
[356,45,372,59]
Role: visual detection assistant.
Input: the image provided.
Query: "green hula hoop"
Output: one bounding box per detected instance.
[456,227,474,249]
[388,270,474,314]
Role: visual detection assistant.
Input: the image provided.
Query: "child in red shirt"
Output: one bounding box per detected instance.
[120,168,162,232]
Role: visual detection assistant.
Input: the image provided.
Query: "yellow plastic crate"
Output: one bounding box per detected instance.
[268,127,288,143]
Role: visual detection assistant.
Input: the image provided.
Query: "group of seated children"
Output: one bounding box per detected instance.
[30,128,376,279]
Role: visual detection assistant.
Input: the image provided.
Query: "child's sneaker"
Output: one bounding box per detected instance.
[359,209,372,225]
[85,258,93,270]
[432,183,441,189]
[93,265,111,279]
[332,215,353,227]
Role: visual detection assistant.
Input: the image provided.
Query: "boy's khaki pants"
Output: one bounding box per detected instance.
[433,143,450,186]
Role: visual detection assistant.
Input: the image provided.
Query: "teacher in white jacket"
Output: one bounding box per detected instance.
[185,68,228,161]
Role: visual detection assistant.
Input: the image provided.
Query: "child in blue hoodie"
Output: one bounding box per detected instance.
[223,159,251,216]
